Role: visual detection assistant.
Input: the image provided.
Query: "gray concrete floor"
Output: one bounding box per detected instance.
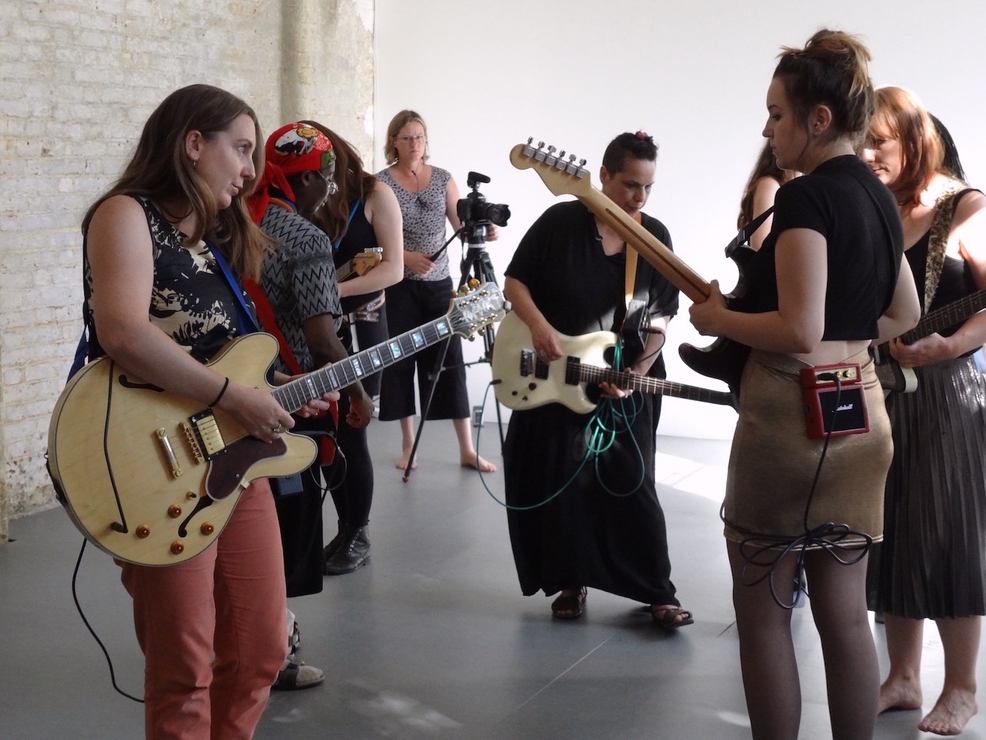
[1,413,983,739]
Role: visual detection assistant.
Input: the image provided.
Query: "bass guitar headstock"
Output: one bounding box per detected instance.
[509,138,593,198]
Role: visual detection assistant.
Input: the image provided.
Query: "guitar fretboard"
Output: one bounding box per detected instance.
[568,360,735,408]
[272,317,454,413]
[876,288,986,359]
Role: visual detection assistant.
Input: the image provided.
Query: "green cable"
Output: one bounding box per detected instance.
[476,336,649,509]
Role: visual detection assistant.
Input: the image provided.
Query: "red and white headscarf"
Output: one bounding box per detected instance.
[248,122,335,223]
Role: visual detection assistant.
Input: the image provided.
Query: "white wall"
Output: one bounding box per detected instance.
[375,0,986,439]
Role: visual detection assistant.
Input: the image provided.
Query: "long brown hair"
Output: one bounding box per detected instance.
[737,141,786,229]
[82,84,270,279]
[302,122,378,244]
[869,86,944,208]
[773,29,875,149]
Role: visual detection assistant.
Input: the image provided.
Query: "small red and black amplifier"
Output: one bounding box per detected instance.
[800,363,869,439]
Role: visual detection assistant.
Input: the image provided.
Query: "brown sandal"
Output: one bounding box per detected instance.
[551,587,587,620]
[651,605,694,630]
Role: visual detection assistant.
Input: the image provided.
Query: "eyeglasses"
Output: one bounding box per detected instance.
[397,135,426,144]
[314,169,339,195]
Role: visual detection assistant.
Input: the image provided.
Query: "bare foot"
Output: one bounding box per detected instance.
[461,454,496,473]
[396,452,417,470]
[878,676,923,714]
[919,688,978,736]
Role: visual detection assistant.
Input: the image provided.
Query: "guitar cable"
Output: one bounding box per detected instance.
[724,373,873,609]
[69,433,346,704]
[71,539,143,703]
[477,338,652,509]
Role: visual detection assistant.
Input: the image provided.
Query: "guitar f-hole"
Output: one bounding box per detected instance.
[177,495,214,537]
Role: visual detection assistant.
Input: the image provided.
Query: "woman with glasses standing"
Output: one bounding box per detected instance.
[376,110,496,473]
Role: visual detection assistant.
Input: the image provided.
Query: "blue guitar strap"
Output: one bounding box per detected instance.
[209,243,261,336]
[332,199,361,251]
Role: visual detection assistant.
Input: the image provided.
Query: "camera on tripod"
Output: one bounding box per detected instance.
[456,171,510,246]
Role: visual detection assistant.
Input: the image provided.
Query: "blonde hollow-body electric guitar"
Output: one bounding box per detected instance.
[48,282,504,566]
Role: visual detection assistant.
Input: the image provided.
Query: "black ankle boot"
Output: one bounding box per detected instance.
[324,526,370,575]
[323,523,348,562]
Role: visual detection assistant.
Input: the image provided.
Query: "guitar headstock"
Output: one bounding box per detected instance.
[351,249,383,277]
[447,281,506,339]
[509,139,593,198]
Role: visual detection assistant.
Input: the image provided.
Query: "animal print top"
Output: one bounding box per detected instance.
[377,165,452,282]
[83,196,246,364]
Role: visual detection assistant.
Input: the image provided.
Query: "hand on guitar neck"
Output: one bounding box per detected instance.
[510,139,748,394]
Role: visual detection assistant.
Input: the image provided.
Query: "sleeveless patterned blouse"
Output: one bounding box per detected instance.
[83,197,246,364]
[377,166,452,282]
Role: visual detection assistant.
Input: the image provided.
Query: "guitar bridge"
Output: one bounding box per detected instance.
[183,410,227,462]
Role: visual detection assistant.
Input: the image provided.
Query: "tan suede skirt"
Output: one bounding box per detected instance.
[723,349,892,549]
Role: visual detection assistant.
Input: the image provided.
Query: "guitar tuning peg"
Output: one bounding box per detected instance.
[534,141,547,162]
[578,158,587,166]
[523,137,536,157]
[546,145,556,153]
[527,136,533,145]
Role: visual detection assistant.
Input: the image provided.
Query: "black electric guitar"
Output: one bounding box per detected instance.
[873,287,986,393]
[48,282,504,566]
[492,312,736,413]
[510,139,750,394]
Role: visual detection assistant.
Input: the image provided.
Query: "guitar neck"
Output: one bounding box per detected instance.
[271,316,452,413]
[903,289,986,343]
[573,362,734,408]
[579,189,710,304]
[876,288,986,358]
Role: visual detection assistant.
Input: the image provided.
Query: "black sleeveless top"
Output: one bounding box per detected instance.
[906,188,980,339]
[333,199,382,314]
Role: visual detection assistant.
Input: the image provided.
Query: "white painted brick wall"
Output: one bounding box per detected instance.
[0,0,374,540]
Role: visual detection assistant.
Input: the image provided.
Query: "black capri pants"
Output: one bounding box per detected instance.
[378,276,470,421]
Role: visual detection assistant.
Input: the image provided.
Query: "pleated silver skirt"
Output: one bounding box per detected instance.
[868,353,986,619]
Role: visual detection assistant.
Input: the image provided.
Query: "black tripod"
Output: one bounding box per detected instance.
[401,225,503,482]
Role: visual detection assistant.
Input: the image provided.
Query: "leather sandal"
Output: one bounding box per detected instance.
[650,605,694,630]
[272,660,325,691]
[551,587,587,620]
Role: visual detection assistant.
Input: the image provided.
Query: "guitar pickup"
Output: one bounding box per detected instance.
[183,410,227,462]
[519,349,535,378]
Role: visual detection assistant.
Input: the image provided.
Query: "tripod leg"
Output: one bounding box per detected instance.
[402,336,451,482]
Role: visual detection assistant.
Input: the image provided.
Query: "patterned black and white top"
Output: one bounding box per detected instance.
[259,203,342,374]
[377,165,452,282]
[83,196,247,364]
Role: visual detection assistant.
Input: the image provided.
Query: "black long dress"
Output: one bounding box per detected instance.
[503,201,680,604]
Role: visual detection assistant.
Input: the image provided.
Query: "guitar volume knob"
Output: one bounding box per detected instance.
[200,523,215,536]
[170,541,185,555]
[136,525,150,539]
[168,504,182,518]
